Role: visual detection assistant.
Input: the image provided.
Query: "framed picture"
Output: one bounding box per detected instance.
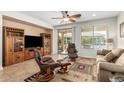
[120,22,124,37]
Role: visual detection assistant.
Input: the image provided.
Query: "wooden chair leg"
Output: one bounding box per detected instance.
[58,65,69,74]
[35,68,55,82]
[35,71,54,82]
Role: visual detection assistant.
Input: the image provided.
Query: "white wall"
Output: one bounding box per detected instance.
[54,17,117,57]
[117,12,124,48]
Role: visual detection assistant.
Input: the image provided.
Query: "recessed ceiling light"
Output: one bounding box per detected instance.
[92,14,96,17]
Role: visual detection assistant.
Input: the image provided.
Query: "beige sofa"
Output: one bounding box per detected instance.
[97,49,124,82]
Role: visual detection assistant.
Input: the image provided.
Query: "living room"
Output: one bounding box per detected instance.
[1,0,124,93]
[0,11,124,82]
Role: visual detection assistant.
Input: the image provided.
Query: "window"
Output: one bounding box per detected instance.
[81,25,107,49]
[81,26,94,48]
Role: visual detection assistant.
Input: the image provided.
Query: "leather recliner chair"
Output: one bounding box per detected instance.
[67,43,78,61]
[33,48,60,81]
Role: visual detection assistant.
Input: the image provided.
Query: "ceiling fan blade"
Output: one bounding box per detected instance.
[59,20,64,24]
[69,17,76,20]
[61,11,68,18]
[52,17,63,19]
[69,18,76,22]
[70,14,81,18]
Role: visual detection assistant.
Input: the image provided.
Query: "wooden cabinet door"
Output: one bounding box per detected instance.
[6,36,14,66]
[13,52,24,63]
[24,49,34,60]
[40,48,44,55]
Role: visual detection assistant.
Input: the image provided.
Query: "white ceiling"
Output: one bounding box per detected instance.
[21,11,120,26]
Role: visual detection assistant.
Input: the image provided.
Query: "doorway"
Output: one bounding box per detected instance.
[58,28,73,54]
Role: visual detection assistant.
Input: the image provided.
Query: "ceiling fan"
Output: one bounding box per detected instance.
[52,11,81,24]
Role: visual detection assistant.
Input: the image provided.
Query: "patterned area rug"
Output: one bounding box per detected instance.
[24,72,40,82]
[24,57,97,82]
[62,57,97,82]
[70,63,92,74]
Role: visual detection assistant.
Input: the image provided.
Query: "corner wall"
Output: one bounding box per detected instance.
[54,17,117,57]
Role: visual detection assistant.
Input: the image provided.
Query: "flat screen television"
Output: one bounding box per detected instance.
[25,35,43,48]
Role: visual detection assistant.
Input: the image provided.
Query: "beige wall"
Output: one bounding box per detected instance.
[0,12,53,69]
[3,18,53,53]
[3,19,52,36]
[117,12,124,48]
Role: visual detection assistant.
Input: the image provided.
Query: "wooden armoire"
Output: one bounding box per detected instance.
[3,26,24,66]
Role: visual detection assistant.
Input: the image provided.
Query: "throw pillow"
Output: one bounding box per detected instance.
[104,52,117,62]
[102,49,111,55]
[112,48,124,57]
[97,50,103,55]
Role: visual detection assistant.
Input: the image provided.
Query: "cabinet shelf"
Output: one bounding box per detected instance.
[40,33,51,56]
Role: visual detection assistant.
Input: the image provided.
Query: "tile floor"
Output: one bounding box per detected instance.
[0,54,97,82]
[0,54,68,82]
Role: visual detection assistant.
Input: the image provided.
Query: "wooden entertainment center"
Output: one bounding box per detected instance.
[24,33,51,60]
[3,26,24,66]
[3,26,52,66]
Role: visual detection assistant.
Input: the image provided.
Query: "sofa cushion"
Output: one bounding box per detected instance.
[97,49,111,55]
[97,50,103,55]
[96,55,106,62]
[100,62,124,73]
[115,53,124,66]
[104,52,117,62]
[102,49,111,55]
[112,48,124,57]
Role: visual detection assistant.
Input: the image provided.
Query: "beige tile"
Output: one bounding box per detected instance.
[0,55,97,82]
[0,55,66,82]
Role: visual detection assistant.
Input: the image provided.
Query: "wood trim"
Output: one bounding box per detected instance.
[2,27,6,66]
[3,26,24,32]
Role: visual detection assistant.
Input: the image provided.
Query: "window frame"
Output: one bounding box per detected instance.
[80,24,108,49]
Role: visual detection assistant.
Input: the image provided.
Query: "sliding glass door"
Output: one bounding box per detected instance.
[58,28,72,54]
